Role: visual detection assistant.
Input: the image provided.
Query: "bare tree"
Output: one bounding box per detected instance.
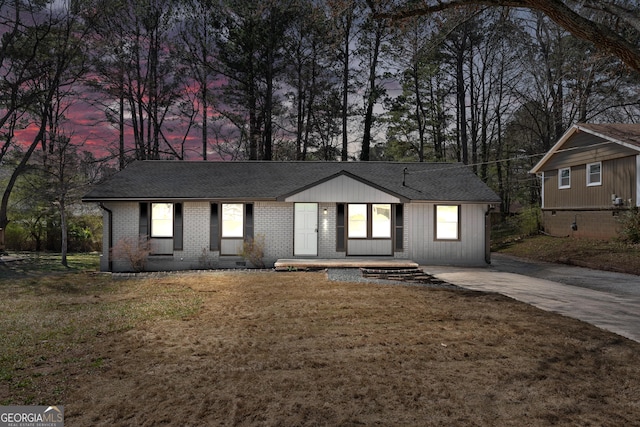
[0,1,88,248]
[371,0,640,72]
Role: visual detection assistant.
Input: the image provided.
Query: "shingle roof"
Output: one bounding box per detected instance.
[530,123,640,174]
[576,123,640,148]
[83,161,500,203]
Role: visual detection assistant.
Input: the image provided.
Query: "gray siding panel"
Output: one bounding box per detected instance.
[285,175,400,203]
[103,200,490,271]
[348,239,393,256]
[406,203,487,266]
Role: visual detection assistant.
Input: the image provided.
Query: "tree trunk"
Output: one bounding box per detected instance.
[456,38,469,165]
[360,20,384,161]
[59,198,68,267]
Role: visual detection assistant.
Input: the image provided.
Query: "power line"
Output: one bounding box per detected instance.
[404,140,620,175]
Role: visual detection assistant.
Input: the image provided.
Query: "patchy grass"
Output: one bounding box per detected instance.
[496,235,640,275]
[1,266,640,426]
[0,271,202,406]
[0,252,100,277]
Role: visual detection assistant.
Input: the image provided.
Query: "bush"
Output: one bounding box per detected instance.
[4,222,35,251]
[111,236,151,272]
[68,215,102,252]
[619,207,640,244]
[492,206,542,247]
[239,235,265,268]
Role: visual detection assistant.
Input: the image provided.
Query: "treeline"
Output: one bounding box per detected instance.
[0,0,639,258]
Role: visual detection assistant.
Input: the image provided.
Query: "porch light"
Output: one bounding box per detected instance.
[323,208,327,215]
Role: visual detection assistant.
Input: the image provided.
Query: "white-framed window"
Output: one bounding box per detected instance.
[348,204,368,238]
[435,205,460,240]
[587,162,602,186]
[222,203,244,237]
[151,203,173,237]
[558,167,571,189]
[347,203,392,239]
[371,204,391,238]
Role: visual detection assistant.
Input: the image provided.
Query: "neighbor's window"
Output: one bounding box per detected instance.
[222,203,244,237]
[558,167,571,189]
[587,162,602,186]
[371,204,391,238]
[151,203,173,237]
[435,205,460,240]
[348,204,368,238]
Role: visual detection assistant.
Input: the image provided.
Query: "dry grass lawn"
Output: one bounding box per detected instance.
[2,269,640,426]
[497,235,640,275]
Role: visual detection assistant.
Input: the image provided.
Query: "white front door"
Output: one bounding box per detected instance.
[294,203,318,256]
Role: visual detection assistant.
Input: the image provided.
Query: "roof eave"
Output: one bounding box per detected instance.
[530,125,579,174]
[276,170,411,203]
[575,124,640,153]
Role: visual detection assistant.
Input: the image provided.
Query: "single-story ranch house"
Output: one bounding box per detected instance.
[82,161,500,272]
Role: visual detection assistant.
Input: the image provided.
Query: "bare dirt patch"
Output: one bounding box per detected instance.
[43,271,640,426]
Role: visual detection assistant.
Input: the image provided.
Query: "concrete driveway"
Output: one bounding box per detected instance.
[424,253,640,343]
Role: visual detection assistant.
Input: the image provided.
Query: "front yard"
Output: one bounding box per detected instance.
[1,259,639,426]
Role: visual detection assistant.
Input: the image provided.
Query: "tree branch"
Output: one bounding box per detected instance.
[373,0,640,72]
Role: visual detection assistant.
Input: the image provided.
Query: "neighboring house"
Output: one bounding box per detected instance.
[530,123,640,239]
[83,161,500,272]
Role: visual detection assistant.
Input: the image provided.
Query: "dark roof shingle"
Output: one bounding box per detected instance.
[83,161,500,203]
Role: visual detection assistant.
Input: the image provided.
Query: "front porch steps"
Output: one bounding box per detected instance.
[360,267,449,285]
[274,258,418,271]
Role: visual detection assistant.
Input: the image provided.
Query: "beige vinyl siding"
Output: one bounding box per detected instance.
[542,133,638,171]
[543,156,636,209]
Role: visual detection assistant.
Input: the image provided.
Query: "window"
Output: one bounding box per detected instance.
[347,204,392,239]
[587,162,602,186]
[371,204,391,238]
[435,205,460,240]
[336,204,346,251]
[348,204,367,238]
[151,203,173,237]
[141,202,182,253]
[212,203,253,254]
[222,203,244,237]
[558,167,571,189]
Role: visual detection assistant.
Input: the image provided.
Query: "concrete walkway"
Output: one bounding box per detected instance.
[424,254,640,343]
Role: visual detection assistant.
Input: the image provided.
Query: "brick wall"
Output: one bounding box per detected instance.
[255,202,293,265]
[542,209,625,239]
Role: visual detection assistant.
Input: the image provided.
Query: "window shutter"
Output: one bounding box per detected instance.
[245,204,254,240]
[336,203,345,252]
[173,203,183,250]
[210,203,219,251]
[394,204,404,251]
[139,203,149,236]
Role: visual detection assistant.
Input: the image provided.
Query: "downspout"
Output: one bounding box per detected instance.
[99,203,113,272]
[485,205,495,264]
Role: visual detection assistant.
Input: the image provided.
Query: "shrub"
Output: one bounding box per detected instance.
[239,234,265,268]
[619,207,640,244]
[198,247,215,269]
[111,236,151,272]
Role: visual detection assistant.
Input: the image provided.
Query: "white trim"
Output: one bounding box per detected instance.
[530,126,579,174]
[637,155,640,207]
[540,172,545,209]
[575,124,640,153]
[586,161,602,187]
[558,167,571,189]
[530,123,640,174]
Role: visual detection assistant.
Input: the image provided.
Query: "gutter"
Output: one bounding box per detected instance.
[99,203,113,272]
